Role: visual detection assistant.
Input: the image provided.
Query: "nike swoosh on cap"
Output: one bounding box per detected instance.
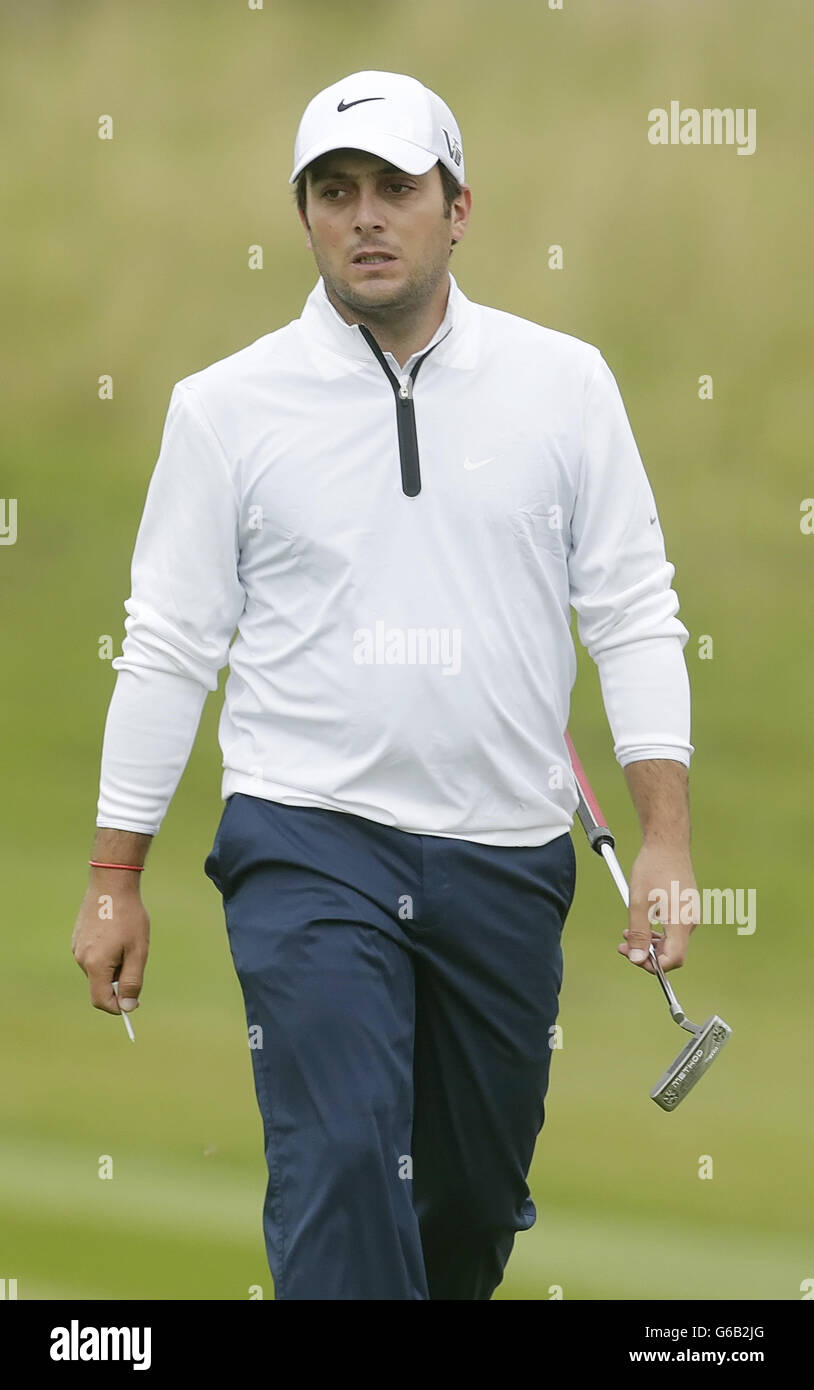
[337,97,385,112]
[463,456,494,470]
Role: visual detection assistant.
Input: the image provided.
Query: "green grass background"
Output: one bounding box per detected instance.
[2,0,812,1299]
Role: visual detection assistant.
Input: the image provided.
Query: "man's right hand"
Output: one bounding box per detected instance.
[72,876,150,1015]
[73,829,153,1016]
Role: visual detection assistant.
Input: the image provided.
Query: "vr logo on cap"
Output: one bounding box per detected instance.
[442,127,463,167]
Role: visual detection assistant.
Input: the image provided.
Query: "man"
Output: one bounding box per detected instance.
[73,70,698,1300]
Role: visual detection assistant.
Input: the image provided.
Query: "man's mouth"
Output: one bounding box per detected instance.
[352,253,397,265]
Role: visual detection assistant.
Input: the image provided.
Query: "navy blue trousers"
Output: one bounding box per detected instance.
[204,792,576,1301]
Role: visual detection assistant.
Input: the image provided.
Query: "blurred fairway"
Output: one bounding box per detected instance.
[2,0,812,1300]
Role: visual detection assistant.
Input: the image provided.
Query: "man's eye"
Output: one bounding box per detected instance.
[320,184,414,198]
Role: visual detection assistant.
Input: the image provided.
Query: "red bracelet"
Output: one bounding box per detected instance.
[89,860,145,871]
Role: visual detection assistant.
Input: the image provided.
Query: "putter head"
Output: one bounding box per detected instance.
[650,1015,732,1111]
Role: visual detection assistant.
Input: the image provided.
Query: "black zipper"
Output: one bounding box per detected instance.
[357,324,451,498]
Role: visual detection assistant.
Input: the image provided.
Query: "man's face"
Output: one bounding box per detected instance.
[298,147,469,317]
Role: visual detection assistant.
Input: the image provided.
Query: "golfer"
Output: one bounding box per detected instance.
[73,70,698,1301]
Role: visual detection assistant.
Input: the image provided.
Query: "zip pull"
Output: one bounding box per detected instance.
[398,376,413,402]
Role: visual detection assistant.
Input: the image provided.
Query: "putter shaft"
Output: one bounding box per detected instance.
[564,730,732,1109]
[599,842,698,1034]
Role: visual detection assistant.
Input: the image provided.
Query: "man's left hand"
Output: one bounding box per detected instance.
[618,843,699,974]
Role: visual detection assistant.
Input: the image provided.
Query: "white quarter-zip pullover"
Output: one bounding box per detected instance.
[96,271,693,847]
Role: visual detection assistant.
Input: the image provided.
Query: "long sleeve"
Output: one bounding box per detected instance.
[568,353,694,768]
[96,382,246,834]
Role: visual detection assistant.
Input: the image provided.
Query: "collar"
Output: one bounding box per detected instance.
[298,269,479,378]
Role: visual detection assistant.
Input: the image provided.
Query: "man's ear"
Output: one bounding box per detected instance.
[297,205,313,250]
[450,184,472,247]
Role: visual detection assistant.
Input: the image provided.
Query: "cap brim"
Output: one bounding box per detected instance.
[289,133,437,184]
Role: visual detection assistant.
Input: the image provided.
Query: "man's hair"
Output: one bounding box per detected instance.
[293,158,464,256]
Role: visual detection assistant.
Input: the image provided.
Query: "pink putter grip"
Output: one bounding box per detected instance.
[564,730,607,828]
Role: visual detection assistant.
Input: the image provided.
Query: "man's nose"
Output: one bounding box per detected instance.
[354,185,386,229]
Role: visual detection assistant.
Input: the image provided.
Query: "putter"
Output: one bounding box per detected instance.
[564,732,732,1110]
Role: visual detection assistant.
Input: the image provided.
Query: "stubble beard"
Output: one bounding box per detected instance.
[316,234,451,328]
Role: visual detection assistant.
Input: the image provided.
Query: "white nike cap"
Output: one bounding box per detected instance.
[289,70,465,186]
